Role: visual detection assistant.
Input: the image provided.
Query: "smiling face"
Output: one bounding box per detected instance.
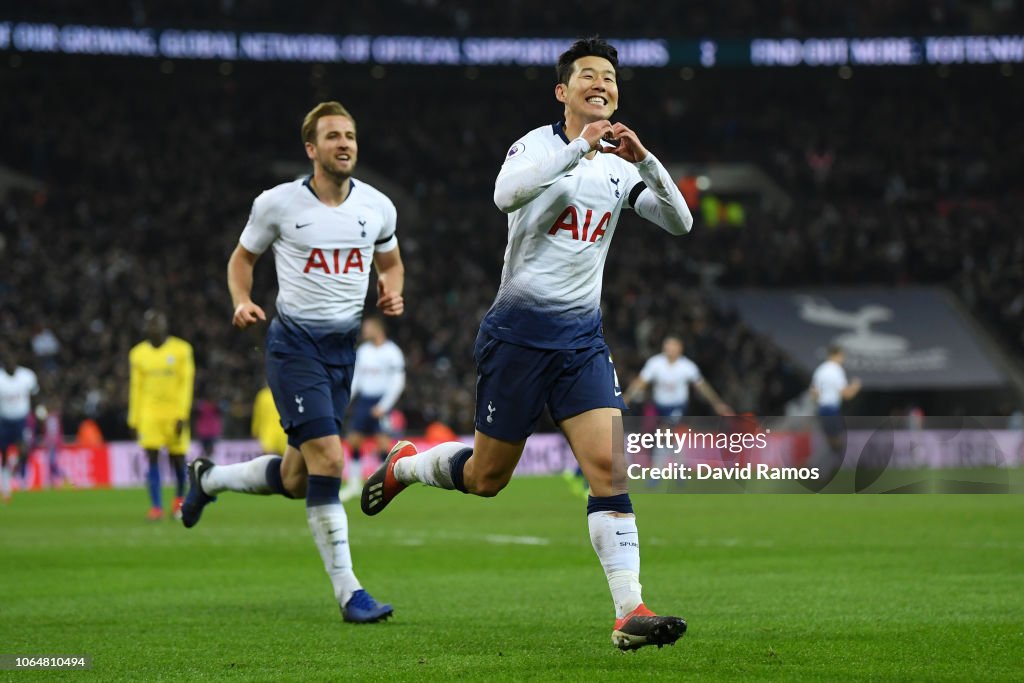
[306,114,357,180]
[556,55,619,124]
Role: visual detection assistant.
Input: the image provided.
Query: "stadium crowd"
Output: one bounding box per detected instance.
[1,52,1019,438]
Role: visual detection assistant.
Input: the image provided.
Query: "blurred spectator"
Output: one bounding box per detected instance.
[31,326,60,371]
[0,45,1020,435]
[194,398,224,459]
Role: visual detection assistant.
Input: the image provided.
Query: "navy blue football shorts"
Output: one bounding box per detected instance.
[348,395,383,435]
[265,323,354,449]
[818,405,844,437]
[654,402,687,424]
[473,329,627,442]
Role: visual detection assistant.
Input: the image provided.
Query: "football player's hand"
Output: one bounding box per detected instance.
[233,302,266,329]
[377,280,404,316]
[714,402,736,417]
[579,120,615,152]
[371,405,385,418]
[600,122,649,162]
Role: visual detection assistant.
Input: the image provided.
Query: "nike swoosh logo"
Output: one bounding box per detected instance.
[563,174,573,178]
[328,528,342,535]
[296,222,312,229]
[614,390,622,396]
[614,531,637,536]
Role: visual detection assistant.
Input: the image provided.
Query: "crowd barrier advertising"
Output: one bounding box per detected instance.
[11,426,1022,491]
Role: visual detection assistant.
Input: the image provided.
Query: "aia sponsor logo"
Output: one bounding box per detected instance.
[303,248,365,274]
[547,206,611,243]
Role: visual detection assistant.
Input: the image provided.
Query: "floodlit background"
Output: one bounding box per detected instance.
[2,4,1023,681]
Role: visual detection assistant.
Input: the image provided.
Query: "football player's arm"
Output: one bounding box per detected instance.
[694,378,733,416]
[494,121,616,213]
[629,156,693,236]
[373,200,404,317]
[374,356,406,417]
[624,357,657,404]
[604,124,691,236]
[228,244,266,328]
[374,247,405,317]
[28,370,40,414]
[841,378,862,400]
[623,376,649,404]
[231,191,278,329]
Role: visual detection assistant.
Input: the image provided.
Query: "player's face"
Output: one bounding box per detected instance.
[557,56,618,122]
[664,339,683,359]
[308,115,357,179]
[143,311,168,344]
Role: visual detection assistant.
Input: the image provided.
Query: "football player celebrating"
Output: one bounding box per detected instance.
[182,102,404,624]
[363,38,692,650]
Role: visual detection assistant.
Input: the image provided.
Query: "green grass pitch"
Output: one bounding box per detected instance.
[2,478,1022,681]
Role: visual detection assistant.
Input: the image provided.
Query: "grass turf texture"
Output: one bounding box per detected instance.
[2,478,1022,681]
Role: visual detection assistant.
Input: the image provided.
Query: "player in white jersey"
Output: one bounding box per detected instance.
[340,316,405,502]
[624,336,733,421]
[0,350,39,502]
[810,344,861,461]
[362,38,691,650]
[182,102,404,623]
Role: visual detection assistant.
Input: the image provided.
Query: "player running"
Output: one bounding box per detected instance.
[0,349,39,503]
[624,335,733,422]
[128,310,194,520]
[362,38,692,650]
[340,316,405,502]
[182,101,404,624]
[810,344,861,470]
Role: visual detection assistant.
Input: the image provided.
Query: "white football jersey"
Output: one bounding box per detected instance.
[639,354,702,407]
[0,366,39,420]
[352,340,405,411]
[812,360,848,408]
[482,122,646,349]
[240,176,398,335]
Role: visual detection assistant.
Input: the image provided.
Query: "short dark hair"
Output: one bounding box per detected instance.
[556,37,618,85]
[828,344,844,357]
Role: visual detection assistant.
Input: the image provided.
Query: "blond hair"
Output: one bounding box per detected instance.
[301,101,355,144]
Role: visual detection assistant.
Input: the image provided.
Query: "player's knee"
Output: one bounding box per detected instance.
[301,437,344,470]
[283,474,306,499]
[582,456,615,489]
[468,470,512,498]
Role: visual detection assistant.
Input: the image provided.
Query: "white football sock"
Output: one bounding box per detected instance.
[347,458,363,485]
[201,455,279,495]
[588,511,643,618]
[392,442,467,489]
[307,502,362,606]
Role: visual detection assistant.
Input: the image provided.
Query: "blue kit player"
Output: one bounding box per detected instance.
[182,101,405,624]
[362,38,693,650]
